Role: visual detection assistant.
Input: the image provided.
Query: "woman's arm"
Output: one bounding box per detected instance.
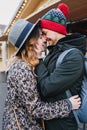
[14,63,80,120]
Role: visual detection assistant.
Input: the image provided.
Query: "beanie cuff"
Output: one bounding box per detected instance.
[40,20,67,35]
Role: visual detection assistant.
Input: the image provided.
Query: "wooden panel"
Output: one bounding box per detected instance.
[63,0,87,21]
[21,0,46,19]
[27,0,87,22]
[0,35,7,41]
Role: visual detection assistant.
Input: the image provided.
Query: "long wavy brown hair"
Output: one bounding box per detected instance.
[18,25,40,68]
[21,38,39,68]
[7,25,40,70]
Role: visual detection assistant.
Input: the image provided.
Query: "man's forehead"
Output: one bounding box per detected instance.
[41,28,49,32]
[41,28,50,35]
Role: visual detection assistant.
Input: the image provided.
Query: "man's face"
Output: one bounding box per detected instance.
[41,28,59,46]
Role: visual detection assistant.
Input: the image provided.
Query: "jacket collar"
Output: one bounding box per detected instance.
[47,33,86,55]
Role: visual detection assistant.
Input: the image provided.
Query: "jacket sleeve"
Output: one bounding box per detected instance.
[35,49,84,97]
[14,64,71,120]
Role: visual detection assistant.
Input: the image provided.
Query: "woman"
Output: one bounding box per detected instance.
[2,19,81,130]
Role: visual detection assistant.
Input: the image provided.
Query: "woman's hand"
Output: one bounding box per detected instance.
[34,37,46,59]
[69,95,81,110]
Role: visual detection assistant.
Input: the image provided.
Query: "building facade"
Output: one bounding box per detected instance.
[0,0,87,71]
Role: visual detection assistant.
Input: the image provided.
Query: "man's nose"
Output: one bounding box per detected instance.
[42,37,47,44]
[44,39,47,44]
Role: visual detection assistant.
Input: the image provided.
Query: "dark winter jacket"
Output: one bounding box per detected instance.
[35,33,86,130]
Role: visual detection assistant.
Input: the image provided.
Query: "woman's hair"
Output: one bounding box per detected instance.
[17,25,40,68]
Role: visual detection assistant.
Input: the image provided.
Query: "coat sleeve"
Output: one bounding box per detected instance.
[14,64,71,120]
[35,49,84,97]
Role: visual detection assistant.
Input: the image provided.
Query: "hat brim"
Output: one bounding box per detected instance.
[15,19,40,56]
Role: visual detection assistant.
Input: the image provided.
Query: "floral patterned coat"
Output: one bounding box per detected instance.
[2,60,71,130]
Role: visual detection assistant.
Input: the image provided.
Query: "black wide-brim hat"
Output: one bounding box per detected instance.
[8,19,40,55]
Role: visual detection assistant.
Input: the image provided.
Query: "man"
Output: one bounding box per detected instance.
[35,3,86,130]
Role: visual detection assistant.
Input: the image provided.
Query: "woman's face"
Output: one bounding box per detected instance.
[33,30,47,54]
[37,33,47,52]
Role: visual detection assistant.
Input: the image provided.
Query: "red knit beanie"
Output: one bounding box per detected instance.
[40,3,69,35]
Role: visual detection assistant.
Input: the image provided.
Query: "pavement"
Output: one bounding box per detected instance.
[0,83,7,130]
